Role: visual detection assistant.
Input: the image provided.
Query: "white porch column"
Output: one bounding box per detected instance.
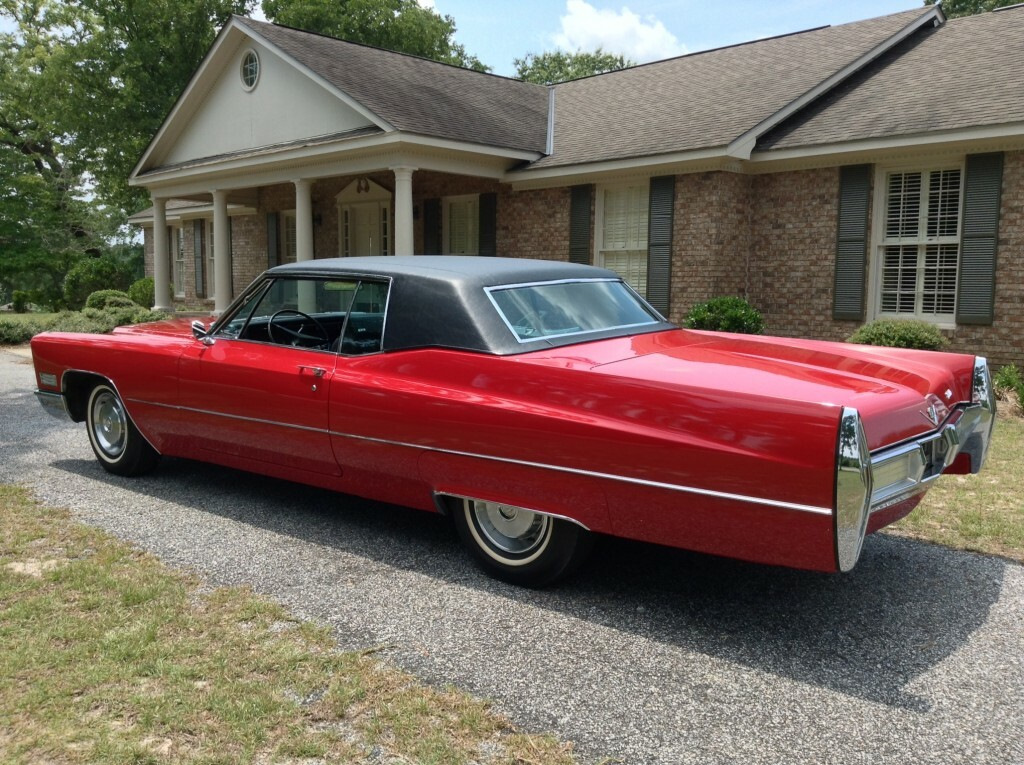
[212,189,231,314]
[293,178,314,262]
[391,166,416,255]
[151,197,172,311]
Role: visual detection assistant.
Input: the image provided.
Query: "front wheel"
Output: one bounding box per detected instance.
[452,498,592,587]
[86,383,160,476]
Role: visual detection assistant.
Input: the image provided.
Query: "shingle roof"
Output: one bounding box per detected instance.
[234,17,549,154]
[758,6,1024,151]
[529,7,933,169]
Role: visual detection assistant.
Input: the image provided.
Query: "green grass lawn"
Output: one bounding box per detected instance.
[889,413,1024,563]
[1,312,59,325]
[0,485,580,764]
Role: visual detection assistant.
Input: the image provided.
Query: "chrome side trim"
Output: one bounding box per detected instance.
[34,390,71,420]
[337,430,834,516]
[834,407,872,572]
[128,399,328,435]
[131,399,833,517]
[435,492,592,532]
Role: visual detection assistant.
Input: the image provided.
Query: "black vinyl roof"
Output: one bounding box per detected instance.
[266,256,673,355]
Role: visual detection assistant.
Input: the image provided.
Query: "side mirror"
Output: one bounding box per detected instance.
[192,320,215,346]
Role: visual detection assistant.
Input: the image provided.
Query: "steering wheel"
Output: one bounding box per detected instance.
[267,309,329,348]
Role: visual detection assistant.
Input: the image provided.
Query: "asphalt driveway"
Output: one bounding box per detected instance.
[2,348,1022,764]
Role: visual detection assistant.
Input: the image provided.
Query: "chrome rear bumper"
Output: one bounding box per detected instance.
[869,357,996,513]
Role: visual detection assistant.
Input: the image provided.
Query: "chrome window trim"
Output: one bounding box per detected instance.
[132,399,833,517]
[209,274,393,356]
[484,278,661,344]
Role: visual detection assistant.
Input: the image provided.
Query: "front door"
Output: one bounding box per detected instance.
[351,202,383,256]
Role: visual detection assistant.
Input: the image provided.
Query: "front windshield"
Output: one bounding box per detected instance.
[486,279,660,343]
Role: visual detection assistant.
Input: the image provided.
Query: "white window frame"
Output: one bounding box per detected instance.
[594,181,649,294]
[442,194,479,255]
[282,210,297,264]
[172,225,185,297]
[868,161,964,329]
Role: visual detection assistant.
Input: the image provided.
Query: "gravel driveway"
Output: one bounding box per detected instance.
[2,347,1022,765]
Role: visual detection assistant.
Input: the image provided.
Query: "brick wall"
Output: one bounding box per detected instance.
[140,155,1022,367]
[747,167,848,341]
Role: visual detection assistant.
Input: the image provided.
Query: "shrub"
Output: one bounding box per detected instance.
[846,319,948,351]
[0,319,39,345]
[11,290,30,313]
[994,363,1024,415]
[685,296,764,334]
[85,290,136,310]
[128,277,155,308]
[62,256,135,310]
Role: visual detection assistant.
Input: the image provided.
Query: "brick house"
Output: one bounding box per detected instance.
[131,5,1024,367]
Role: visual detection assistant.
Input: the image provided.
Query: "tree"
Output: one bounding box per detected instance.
[261,0,487,70]
[924,0,1020,18]
[514,49,634,85]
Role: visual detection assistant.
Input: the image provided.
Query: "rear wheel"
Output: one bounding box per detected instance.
[453,498,592,587]
[85,383,160,476]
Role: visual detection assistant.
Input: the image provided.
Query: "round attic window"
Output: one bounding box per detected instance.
[240,50,260,90]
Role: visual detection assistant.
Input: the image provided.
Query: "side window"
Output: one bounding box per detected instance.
[339,280,388,355]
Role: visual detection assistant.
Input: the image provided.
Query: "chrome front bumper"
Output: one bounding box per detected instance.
[34,390,71,420]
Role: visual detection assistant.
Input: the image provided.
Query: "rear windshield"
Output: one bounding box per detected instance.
[486,278,661,343]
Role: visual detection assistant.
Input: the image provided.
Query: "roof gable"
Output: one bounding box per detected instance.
[758,5,1024,152]
[233,17,550,153]
[528,7,940,171]
[134,19,389,177]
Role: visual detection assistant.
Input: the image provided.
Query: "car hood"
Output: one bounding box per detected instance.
[528,329,978,451]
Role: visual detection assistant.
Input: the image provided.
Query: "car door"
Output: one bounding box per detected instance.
[177,276,352,476]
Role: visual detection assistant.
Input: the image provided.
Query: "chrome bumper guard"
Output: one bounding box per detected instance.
[835,358,995,573]
[869,357,996,514]
[34,390,71,420]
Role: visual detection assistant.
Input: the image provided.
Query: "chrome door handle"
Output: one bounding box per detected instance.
[298,365,327,378]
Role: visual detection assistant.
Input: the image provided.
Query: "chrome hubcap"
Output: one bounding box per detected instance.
[92,391,126,458]
[471,500,550,556]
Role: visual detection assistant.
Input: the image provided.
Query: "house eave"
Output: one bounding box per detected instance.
[132,131,543,197]
[748,122,1024,171]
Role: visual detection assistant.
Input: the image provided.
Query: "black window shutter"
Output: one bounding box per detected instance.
[957,153,1003,326]
[569,185,592,265]
[266,211,278,268]
[833,165,872,321]
[423,198,441,255]
[647,175,675,315]
[193,220,205,298]
[478,192,497,256]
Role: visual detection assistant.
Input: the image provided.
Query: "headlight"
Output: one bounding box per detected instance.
[835,407,873,572]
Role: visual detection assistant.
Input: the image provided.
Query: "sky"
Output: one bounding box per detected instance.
[423,0,925,76]
[1,1,925,75]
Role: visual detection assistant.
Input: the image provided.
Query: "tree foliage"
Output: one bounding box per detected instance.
[514,49,634,85]
[261,0,487,70]
[924,0,1020,18]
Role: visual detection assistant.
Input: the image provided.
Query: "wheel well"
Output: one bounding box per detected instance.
[62,372,109,423]
[432,493,460,517]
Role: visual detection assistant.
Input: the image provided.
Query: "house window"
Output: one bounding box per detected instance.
[875,166,962,322]
[206,219,216,297]
[282,211,297,263]
[444,195,478,255]
[172,226,185,297]
[240,50,260,90]
[597,184,648,294]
